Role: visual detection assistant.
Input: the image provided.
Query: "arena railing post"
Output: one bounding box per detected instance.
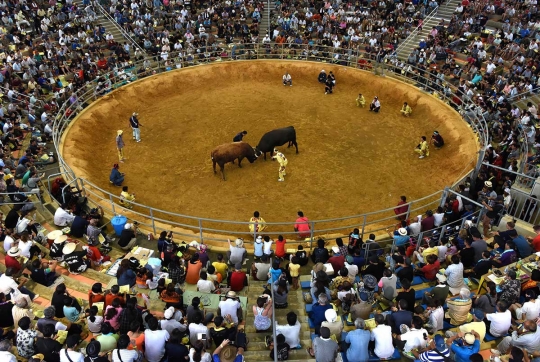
[360,215,367,239]
[149,208,156,235]
[198,219,204,244]
[109,194,116,215]
[310,222,315,249]
[439,187,450,209]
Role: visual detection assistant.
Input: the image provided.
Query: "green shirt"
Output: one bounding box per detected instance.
[22,170,31,186]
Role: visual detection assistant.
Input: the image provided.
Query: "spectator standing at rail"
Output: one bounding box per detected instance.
[129,112,142,143]
[294,211,310,239]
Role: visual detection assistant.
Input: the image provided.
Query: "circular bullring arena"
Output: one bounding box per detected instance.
[61,60,478,236]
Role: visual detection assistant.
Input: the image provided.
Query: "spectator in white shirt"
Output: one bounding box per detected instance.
[112,335,142,362]
[370,314,394,359]
[160,306,187,335]
[218,291,242,324]
[395,316,428,352]
[275,311,301,348]
[145,317,170,362]
[60,335,85,362]
[53,204,75,227]
[197,271,216,293]
[0,340,16,362]
[486,301,512,337]
[510,290,540,322]
[188,312,209,347]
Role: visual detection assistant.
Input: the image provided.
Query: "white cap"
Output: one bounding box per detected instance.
[164,306,175,319]
[325,308,337,322]
[124,223,132,230]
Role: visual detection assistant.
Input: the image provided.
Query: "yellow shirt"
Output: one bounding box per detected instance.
[249,217,267,232]
[402,105,412,113]
[459,321,486,341]
[356,95,365,103]
[419,140,429,153]
[121,191,135,201]
[213,261,228,278]
[422,246,439,260]
[289,263,300,277]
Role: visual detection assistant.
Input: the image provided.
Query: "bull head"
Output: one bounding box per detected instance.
[248,147,259,163]
[253,147,262,158]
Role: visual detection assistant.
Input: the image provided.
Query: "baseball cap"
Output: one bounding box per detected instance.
[434,334,446,351]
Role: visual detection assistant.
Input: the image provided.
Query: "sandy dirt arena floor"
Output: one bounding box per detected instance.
[62,60,478,236]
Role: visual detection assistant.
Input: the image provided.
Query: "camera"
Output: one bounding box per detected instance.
[197,333,206,341]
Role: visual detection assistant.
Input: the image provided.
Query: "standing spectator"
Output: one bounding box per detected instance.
[129,112,142,142]
[144,317,169,362]
[306,327,338,362]
[394,196,409,220]
[288,257,300,289]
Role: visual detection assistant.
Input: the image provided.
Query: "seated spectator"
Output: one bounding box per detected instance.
[411,334,450,361]
[362,256,386,281]
[378,268,398,302]
[493,320,540,357]
[88,283,105,307]
[308,293,332,334]
[104,298,123,331]
[161,283,182,307]
[96,322,118,353]
[209,315,237,347]
[116,259,136,287]
[213,254,229,281]
[212,338,246,362]
[86,305,104,335]
[12,297,35,332]
[63,243,91,274]
[227,238,247,265]
[62,335,85,362]
[330,267,352,292]
[321,308,343,341]
[350,292,373,321]
[112,334,142,362]
[416,254,441,281]
[310,271,331,305]
[144,317,169,362]
[446,309,486,342]
[35,324,62,362]
[273,279,289,308]
[275,235,286,259]
[447,331,481,362]
[252,294,273,332]
[190,340,211,362]
[487,301,512,337]
[311,238,330,264]
[0,268,36,300]
[394,278,416,313]
[197,271,216,293]
[188,312,208,347]
[396,316,428,354]
[306,326,338,362]
[499,270,521,305]
[29,259,59,287]
[0,293,14,330]
[492,241,518,267]
[228,263,248,292]
[186,254,203,285]
[219,291,242,325]
[445,255,467,295]
[293,245,309,266]
[387,299,413,334]
[370,314,395,359]
[252,255,271,281]
[273,311,301,349]
[53,203,75,227]
[63,296,81,323]
[118,223,137,251]
[446,288,472,326]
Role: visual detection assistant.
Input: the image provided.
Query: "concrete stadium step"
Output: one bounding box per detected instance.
[245,330,312,342]
[248,339,312,350]
[243,348,315,361]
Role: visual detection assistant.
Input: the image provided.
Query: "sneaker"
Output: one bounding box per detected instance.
[419,155,425,159]
[290,84,292,86]
[278,179,284,182]
[136,140,141,143]
[265,335,271,348]
[490,349,501,357]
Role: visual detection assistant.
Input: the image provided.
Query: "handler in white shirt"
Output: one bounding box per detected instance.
[282,72,292,86]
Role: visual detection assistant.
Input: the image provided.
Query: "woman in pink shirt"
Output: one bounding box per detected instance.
[103,298,123,331]
[294,211,311,238]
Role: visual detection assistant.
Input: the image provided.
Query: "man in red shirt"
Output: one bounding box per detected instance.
[294,211,311,239]
[5,247,23,276]
[87,239,111,269]
[228,263,248,292]
[104,285,126,308]
[415,254,440,281]
[529,225,540,252]
[394,196,409,220]
[275,235,286,259]
[328,247,345,276]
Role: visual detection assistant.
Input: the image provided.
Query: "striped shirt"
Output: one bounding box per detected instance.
[418,347,450,361]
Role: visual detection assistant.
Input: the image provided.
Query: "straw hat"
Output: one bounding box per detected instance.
[235,238,244,247]
[117,130,123,135]
[47,230,63,240]
[62,243,77,255]
[54,235,68,244]
[398,228,408,236]
[226,291,237,299]
[219,345,238,362]
[7,247,21,257]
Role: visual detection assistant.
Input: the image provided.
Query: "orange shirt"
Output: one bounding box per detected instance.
[185,260,202,285]
[275,239,286,258]
[105,294,125,309]
[88,292,106,308]
[127,332,145,351]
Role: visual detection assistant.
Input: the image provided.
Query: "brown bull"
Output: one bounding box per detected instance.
[211,142,259,180]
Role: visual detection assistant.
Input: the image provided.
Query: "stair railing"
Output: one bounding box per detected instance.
[270,257,278,362]
[94,2,147,55]
[394,6,438,59]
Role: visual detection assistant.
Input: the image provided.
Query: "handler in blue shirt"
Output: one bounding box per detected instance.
[446,330,480,362]
[345,318,370,362]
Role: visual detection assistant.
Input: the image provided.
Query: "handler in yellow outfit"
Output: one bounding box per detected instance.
[400,102,412,117]
[116,130,125,162]
[272,148,288,182]
[356,93,365,107]
[414,136,429,159]
[120,186,136,208]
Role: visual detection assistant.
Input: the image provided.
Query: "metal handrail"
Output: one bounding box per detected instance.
[94,2,147,55]
[395,6,438,57]
[51,43,496,244]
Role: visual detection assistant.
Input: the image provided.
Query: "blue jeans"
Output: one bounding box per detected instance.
[132,127,141,141]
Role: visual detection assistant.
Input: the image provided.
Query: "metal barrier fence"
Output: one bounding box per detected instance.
[52,43,490,246]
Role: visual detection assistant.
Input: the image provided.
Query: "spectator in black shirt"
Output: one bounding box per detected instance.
[70,213,88,238]
[4,208,19,229]
[118,223,137,251]
[0,293,14,329]
[465,251,493,279]
[165,329,189,362]
[310,239,329,264]
[209,316,237,347]
[35,324,62,362]
[361,256,386,281]
[459,239,476,268]
[269,333,290,361]
[386,299,413,335]
[394,278,416,313]
[396,257,414,287]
